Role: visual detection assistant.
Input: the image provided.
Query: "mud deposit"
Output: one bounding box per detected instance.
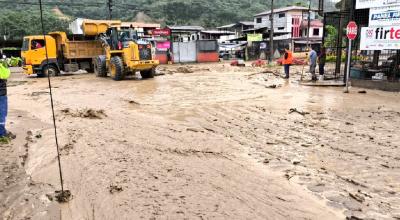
[1,64,399,219]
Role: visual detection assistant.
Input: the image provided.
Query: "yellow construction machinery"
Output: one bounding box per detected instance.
[94,27,159,81]
[21,19,158,80]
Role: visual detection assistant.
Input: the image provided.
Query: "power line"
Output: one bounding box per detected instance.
[0,0,143,10]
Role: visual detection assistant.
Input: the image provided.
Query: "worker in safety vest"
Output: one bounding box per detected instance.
[282,46,293,79]
[0,62,10,138]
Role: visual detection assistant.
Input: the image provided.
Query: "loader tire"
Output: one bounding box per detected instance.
[141,67,155,79]
[109,56,125,81]
[94,55,107,77]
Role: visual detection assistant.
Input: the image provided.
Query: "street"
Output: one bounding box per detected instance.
[1,63,399,220]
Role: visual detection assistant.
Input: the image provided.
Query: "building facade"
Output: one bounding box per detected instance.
[253,6,323,51]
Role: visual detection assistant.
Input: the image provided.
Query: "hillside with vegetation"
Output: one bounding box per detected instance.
[0,0,339,40]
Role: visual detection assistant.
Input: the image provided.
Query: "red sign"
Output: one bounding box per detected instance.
[152,28,171,36]
[346,21,358,40]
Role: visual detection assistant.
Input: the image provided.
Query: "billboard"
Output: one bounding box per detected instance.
[356,0,400,9]
[152,28,171,36]
[247,34,263,42]
[156,41,171,51]
[360,26,400,50]
[369,6,400,26]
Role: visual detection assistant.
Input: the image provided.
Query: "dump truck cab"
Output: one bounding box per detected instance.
[21,35,58,76]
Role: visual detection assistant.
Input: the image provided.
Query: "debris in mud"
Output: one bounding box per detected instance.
[263,159,270,164]
[230,60,246,67]
[128,100,140,105]
[8,80,28,87]
[203,127,216,133]
[45,194,54,201]
[61,143,74,155]
[31,91,50,96]
[349,192,365,203]
[35,133,42,139]
[176,67,194,73]
[7,131,16,140]
[267,84,277,89]
[55,190,72,203]
[109,185,123,194]
[251,59,266,67]
[289,108,310,116]
[61,108,107,119]
[186,128,202,133]
[358,90,367,94]
[162,148,225,158]
[292,159,301,165]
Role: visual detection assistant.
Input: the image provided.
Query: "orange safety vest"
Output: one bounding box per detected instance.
[282,50,293,65]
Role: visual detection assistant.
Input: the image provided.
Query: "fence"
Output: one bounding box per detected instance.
[171,40,219,63]
[323,6,399,83]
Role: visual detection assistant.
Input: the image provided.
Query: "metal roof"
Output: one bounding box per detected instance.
[217,21,254,29]
[254,6,312,17]
[167,26,204,32]
[201,30,235,35]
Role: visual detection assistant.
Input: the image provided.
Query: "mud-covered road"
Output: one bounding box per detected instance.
[1,64,399,220]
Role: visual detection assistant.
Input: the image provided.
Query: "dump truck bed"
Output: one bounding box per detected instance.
[63,40,103,59]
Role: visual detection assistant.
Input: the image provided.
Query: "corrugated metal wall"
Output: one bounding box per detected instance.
[173,41,197,63]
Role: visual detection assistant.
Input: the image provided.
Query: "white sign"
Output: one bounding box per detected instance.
[356,0,400,9]
[369,6,400,26]
[360,26,400,50]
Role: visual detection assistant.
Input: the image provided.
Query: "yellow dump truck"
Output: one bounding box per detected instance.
[21,20,121,77]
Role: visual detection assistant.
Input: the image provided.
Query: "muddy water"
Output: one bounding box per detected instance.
[2,64,399,219]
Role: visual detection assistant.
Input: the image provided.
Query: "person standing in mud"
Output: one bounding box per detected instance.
[318,47,326,80]
[282,46,293,79]
[167,48,172,64]
[309,47,318,81]
[0,62,10,138]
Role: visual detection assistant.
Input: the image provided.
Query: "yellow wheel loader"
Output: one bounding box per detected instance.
[95,27,159,81]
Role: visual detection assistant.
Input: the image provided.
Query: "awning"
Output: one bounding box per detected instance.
[294,40,322,44]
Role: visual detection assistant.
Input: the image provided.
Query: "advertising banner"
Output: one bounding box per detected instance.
[152,28,171,36]
[356,0,400,9]
[156,41,171,51]
[360,26,400,50]
[247,34,263,42]
[369,6,400,26]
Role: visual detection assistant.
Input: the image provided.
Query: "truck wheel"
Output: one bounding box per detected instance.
[141,67,155,79]
[94,56,107,77]
[109,56,124,81]
[39,65,60,77]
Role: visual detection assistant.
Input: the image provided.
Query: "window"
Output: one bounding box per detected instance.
[22,38,30,51]
[313,28,320,36]
[256,17,262,23]
[278,27,284,30]
[31,39,45,50]
[278,13,285,18]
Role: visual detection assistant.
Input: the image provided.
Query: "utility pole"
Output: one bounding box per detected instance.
[269,0,274,62]
[108,0,113,20]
